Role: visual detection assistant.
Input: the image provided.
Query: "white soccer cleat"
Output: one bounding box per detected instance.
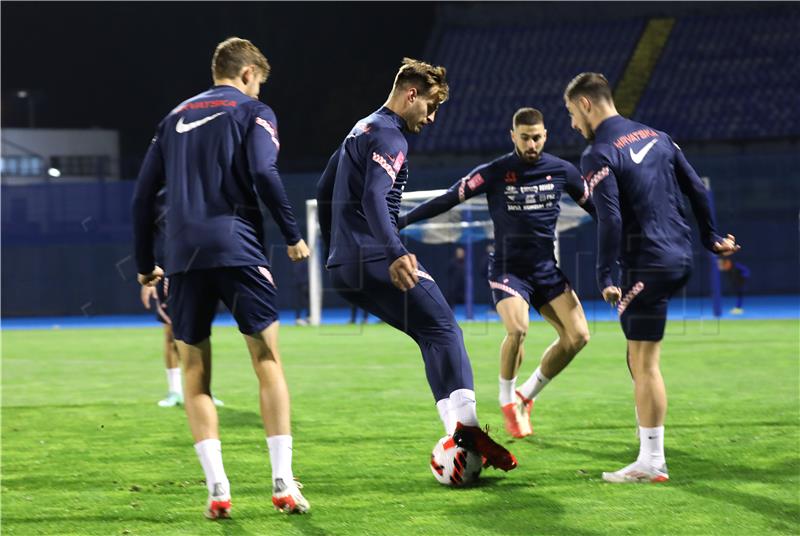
[602,460,669,483]
[204,483,232,520]
[157,392,183,407]
[272,478,310,514]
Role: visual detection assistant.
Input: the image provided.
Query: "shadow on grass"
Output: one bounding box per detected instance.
[668,447,800,532]
[444,476,602,536]
[217,407,266,430]
[533,436,800,532]
[2,512,332,536]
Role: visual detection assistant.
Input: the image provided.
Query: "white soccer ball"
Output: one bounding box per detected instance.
[429,435,482,486]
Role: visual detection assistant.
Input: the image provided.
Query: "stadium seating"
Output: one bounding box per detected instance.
[634,7,800,141]
[416,7,799,152]
[413,19,646,152]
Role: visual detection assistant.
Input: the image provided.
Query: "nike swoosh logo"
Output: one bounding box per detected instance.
[175,112,226,133]
[629,139,658,164]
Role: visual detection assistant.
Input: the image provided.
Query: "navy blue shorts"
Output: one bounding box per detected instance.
[618,267,692,341]
[329,258,473,401]
[169,266,279,345]
[488,258,570,312]
[154,277,171,325]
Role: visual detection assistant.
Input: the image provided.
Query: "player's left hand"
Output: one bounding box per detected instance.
[713,233,740,256]
[287,239,311,262]
[140,285,157,309]
[602,286,622,307]
[138,266,164,287]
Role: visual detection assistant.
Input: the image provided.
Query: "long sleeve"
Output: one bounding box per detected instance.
[582,150,621,291]
[316,147,340,256]
[132,132,166,274]
[564,162,596,220]
[398,167,489,229]
[362,133,408,262]
[246,108,302,245]
[672,141,722,252]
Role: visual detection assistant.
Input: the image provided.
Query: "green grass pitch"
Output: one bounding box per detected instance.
[2,319,798,535]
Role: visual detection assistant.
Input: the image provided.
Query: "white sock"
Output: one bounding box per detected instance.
[436,398,455,435]
[266,435,294,485]
[449,388,479,427]
[194,438,229,497]
[498,376,517,406]
[637,426,666,468]
[166,368,182,395]
[519,366,550,401]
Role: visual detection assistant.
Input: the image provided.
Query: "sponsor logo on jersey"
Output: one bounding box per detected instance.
[175,112,226,133]
[630,139,658,164]
[612,128,659,149]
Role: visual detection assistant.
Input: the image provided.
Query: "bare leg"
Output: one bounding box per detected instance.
[496,297,529,380]
[537,290,591,379]
[164,324,180,369]
[628,340,666,427]
[176,338,218,441]
[244,321,291,436]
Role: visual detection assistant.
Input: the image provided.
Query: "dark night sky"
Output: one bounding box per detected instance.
[1,2,435,172]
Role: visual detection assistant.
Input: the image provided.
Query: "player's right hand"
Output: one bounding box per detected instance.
[140,285,157,309]
[138,266,164,288]
[389,253,419,291]
[287,239,311,262]
[713,233,740,256]
[602,286,622,307]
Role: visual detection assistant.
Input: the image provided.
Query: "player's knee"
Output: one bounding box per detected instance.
[564,330,590,355]
[506,326,527,342]
[251,347,279,365]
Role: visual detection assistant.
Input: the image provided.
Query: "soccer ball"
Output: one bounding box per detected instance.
[429,435,482,486]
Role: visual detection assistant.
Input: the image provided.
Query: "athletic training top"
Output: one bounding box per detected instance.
[133,85,301,276]
[399,151,595,271]
[580,115,721,290]
[316,107,410,268]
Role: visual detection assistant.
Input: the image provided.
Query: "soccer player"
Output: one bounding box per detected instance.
[398,108,596,439]
[133,37,311,517]
[563,72,739,483]
[316,58,517,472]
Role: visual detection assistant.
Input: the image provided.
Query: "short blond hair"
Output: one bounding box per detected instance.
[212,37,270,82]
[393,57,449,104]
